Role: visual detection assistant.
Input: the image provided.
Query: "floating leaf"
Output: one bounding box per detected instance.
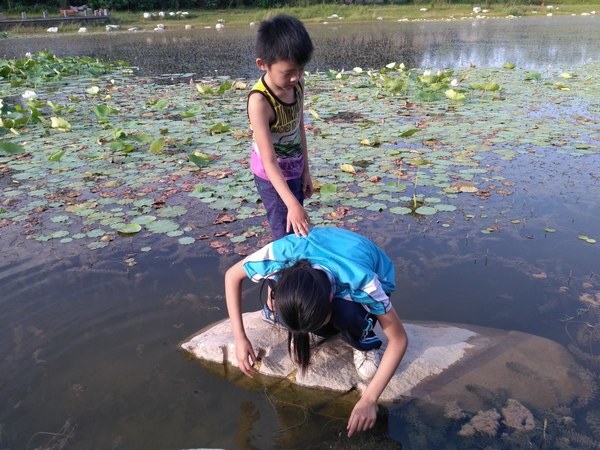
[157,205,187,218]
[50,116,71,131]
[179,236,195,245]
[340,164,356,174]
[189,151,212,168]
[209,122,230,134]
[389,206,411,215]
[50,230,69,239]
[445,89,466,101]
[320,183,337,195]
[154,98,169,110]
[118,223,142,235]
[308,108,321,120]
[524,72,542,81]
[415,206,437,215]
[146,219,179,233]
[93,104,119,119]
[51,215,70,223]
[482,81,500,92]
[149,137,165,154]
[366,203,387,212]
[85,86,100,95]
[195,83,215,94]
[399,128,420,138]
[435,204,457,212]
[578,235,596,244]
[559,73,572,79]
[0,142,26,154]
[88,241,109,249]
[544,227,556,233]
[48,149,65,162]
[503,63,516,69]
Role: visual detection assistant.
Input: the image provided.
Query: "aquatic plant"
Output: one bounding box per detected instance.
[0,56,598,254]
[0,50,127,87]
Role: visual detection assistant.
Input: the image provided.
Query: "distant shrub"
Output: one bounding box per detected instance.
[506,6,526,15]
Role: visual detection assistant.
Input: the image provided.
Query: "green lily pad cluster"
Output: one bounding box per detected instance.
[0,53,598,254]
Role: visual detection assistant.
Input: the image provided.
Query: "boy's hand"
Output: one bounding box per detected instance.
[347,397,378,437]
[235,336,257,377]
[286,203,310,237]
[302,174,313,199]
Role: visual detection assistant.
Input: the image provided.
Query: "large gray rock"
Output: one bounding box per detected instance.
[181,310,594,412]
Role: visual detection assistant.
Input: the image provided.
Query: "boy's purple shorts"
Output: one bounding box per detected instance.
[254,175,304,240]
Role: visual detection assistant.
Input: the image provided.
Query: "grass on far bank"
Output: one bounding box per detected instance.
[111,3,599,27]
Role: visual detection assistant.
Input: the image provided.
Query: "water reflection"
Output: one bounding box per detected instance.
[0,16,597,77]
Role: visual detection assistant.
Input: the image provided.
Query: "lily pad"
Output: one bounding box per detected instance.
[146,219,180,234]
[415,206,437,215]
[117,223,143,235]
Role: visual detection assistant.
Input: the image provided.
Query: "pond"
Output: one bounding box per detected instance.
[1,15,599,449]
[0,16,598,77]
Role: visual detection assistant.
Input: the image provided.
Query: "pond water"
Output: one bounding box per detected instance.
[0,16,598,77]
[1,16,600,449]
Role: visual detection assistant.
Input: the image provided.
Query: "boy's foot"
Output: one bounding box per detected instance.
[353,348,381,380]
[262,303,283,326]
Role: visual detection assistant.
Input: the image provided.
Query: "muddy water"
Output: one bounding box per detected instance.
[1,15,600,449]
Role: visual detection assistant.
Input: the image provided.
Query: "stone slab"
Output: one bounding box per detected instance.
[181,310,594,412]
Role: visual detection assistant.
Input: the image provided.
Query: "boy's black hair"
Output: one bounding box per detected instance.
[256,14,314,67]
[274,259,331,374]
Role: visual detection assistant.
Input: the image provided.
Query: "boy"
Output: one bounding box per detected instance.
[248,15,314,239]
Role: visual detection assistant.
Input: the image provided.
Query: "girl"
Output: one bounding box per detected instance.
[225,227,408,438]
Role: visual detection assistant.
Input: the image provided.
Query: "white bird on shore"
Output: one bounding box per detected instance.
[473,6,482,13]
[47,27,58,33]
[143,12,151,19]
[185,24,192,30]
[215,23,224,30]
[78,27,87,33]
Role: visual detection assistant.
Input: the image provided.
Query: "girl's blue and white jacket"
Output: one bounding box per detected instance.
[242,227,395,315]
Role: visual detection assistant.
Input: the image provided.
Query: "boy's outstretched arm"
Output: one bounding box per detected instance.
[346,307,408,438]
[299,109,313,199]
[248,94,310,237]
[225,259,257,377]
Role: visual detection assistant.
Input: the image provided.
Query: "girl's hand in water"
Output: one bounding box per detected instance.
[347,397,377,437]
[235,336,257,377]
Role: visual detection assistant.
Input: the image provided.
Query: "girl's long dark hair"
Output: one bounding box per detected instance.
[275,259,331,375]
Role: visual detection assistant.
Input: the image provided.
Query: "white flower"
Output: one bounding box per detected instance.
[25,51,33,59]
[423,70,431,76]
[22,90,37,100]
[451,78,459,87]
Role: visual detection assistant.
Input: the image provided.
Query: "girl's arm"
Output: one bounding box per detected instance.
[248,94,310,237]
[224,259,257,377]
[346,307,408,437]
